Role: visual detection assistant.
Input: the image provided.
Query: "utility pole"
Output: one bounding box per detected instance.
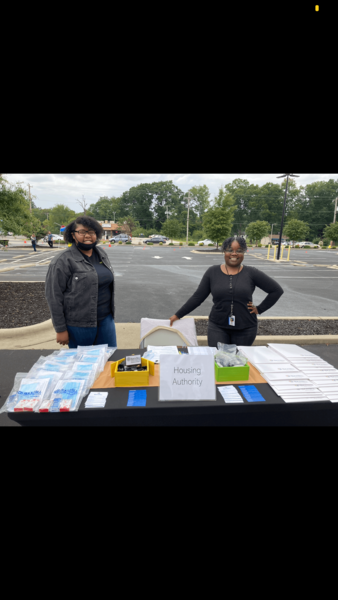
[28,183,33,214]
[276,174,299,260]
[165,206,170,219]
[183,191,192,245]
[334,198,338,224]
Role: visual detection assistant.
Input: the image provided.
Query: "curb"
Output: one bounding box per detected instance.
[1,317,338,349]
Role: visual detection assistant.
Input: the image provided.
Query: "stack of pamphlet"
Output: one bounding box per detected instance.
[238,344,338,403]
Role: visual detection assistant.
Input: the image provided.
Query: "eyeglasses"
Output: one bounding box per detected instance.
[74,229,96,237]
[225,248,244,254]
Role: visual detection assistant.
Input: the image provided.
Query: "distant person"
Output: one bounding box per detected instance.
[45,216,117,349]
[169,236,284,347]
[47,231,53,248]
[31,233,37,252]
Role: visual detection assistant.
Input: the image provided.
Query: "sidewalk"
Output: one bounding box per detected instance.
[1,318,338,350]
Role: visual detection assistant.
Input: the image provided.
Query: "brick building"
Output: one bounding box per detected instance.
[97,221,129,239]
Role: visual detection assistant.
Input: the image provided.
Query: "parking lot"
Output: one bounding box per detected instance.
[1,245,338,321]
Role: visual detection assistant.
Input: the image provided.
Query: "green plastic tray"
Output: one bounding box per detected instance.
[214,361,250,382]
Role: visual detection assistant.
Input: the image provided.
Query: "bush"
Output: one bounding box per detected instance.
[188,242,195,246]
[303,245,311,249]
[322,246,327,248]
[199,243,204,246]
[257,243,262,247]
[147,242,153,245]
[207,243,214,246]
[332,246,337,249]
[179,242,183,246]
[322,239,330,247]
[118,241,122,244]
[159,242,163,245]
[312,238,320,244]
[125,241,132,244]
[168,243,174,246]
[295,245,300,248]
[265,245,269,248]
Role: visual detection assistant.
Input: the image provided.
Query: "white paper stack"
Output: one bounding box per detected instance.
[188,347,218,355]
[262,344,338,403]
[237,346,288,364]
[218,385,244,404]
[85,391,108,408]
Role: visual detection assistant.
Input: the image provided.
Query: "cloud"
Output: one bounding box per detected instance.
[3,173,338,210]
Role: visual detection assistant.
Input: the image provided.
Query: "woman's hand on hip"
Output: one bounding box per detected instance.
[247,301,259,315]
[169,315,179,327]
[56,331,69,346]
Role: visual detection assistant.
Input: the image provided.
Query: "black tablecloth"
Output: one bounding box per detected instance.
[2,348,338,426]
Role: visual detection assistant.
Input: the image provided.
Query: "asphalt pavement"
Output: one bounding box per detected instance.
[1,246,338,321]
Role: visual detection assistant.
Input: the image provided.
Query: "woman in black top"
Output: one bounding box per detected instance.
[45,216,116,349]
[170,236,284,347]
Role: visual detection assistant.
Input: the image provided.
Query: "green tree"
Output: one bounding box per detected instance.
[48,204,76,234]
[0,178,43,237]
[289,179,338,239]
[323,223,338,245]
[122,215,140,236]
[245,220,270,246]
[203,187,236,248]
[283,219,310,243]
[161,218,183,243]
[88,196,122,222]
[187,185,210,218]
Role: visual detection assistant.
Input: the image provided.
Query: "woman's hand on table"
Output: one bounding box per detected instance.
[169,315,179,327]
[56,331,69,346]
[247,302,259,315]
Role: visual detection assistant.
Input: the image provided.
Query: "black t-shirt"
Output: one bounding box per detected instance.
[175,265,284,330]
[81,248,114,321]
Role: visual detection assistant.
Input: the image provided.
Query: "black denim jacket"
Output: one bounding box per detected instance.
[45,243,115,333]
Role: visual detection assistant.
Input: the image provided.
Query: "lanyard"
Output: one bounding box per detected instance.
[225,265,242,316]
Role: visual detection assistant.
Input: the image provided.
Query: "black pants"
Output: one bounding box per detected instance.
[31,241,36,252]
[208,320,257,347]
[48,241,53,248]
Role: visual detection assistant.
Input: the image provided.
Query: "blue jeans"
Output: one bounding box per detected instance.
[67,313,117,348]
[208,321,257,347]
[31,241,36,251]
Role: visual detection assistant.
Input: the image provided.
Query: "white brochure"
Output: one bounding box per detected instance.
[265,372,309,381]
[159,354,215,401]
[282,396,328,403]
[237,346,288,364]
[188,347,218,355]
[267,344,318,359]
[258,363,299,374]
[218,385,244,404]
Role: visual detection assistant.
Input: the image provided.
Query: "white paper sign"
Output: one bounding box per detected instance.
[159,354,216,401]
[126,354,141,366]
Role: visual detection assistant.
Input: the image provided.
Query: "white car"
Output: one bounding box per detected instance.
[50,234,64,241]
[297,241,319,248]
[198,239,215,245]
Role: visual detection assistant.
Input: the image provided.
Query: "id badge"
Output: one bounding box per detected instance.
[228,316,235,326]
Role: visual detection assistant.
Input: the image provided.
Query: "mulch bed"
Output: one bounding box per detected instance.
[1,283,338,334]
[0,283,51,328]
[195,319,338,336]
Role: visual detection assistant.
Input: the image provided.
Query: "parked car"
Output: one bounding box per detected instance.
[144,236,167,244]
[198,239,215,245]
[109,234,132,243]
[49,234,64,241]
[297,241,319,248]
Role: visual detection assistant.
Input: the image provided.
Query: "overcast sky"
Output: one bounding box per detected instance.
[4,173,338,211]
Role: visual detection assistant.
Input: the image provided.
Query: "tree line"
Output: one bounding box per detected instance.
[1,176,338,244]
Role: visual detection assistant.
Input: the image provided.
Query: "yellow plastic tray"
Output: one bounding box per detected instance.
[111,357,155,387]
